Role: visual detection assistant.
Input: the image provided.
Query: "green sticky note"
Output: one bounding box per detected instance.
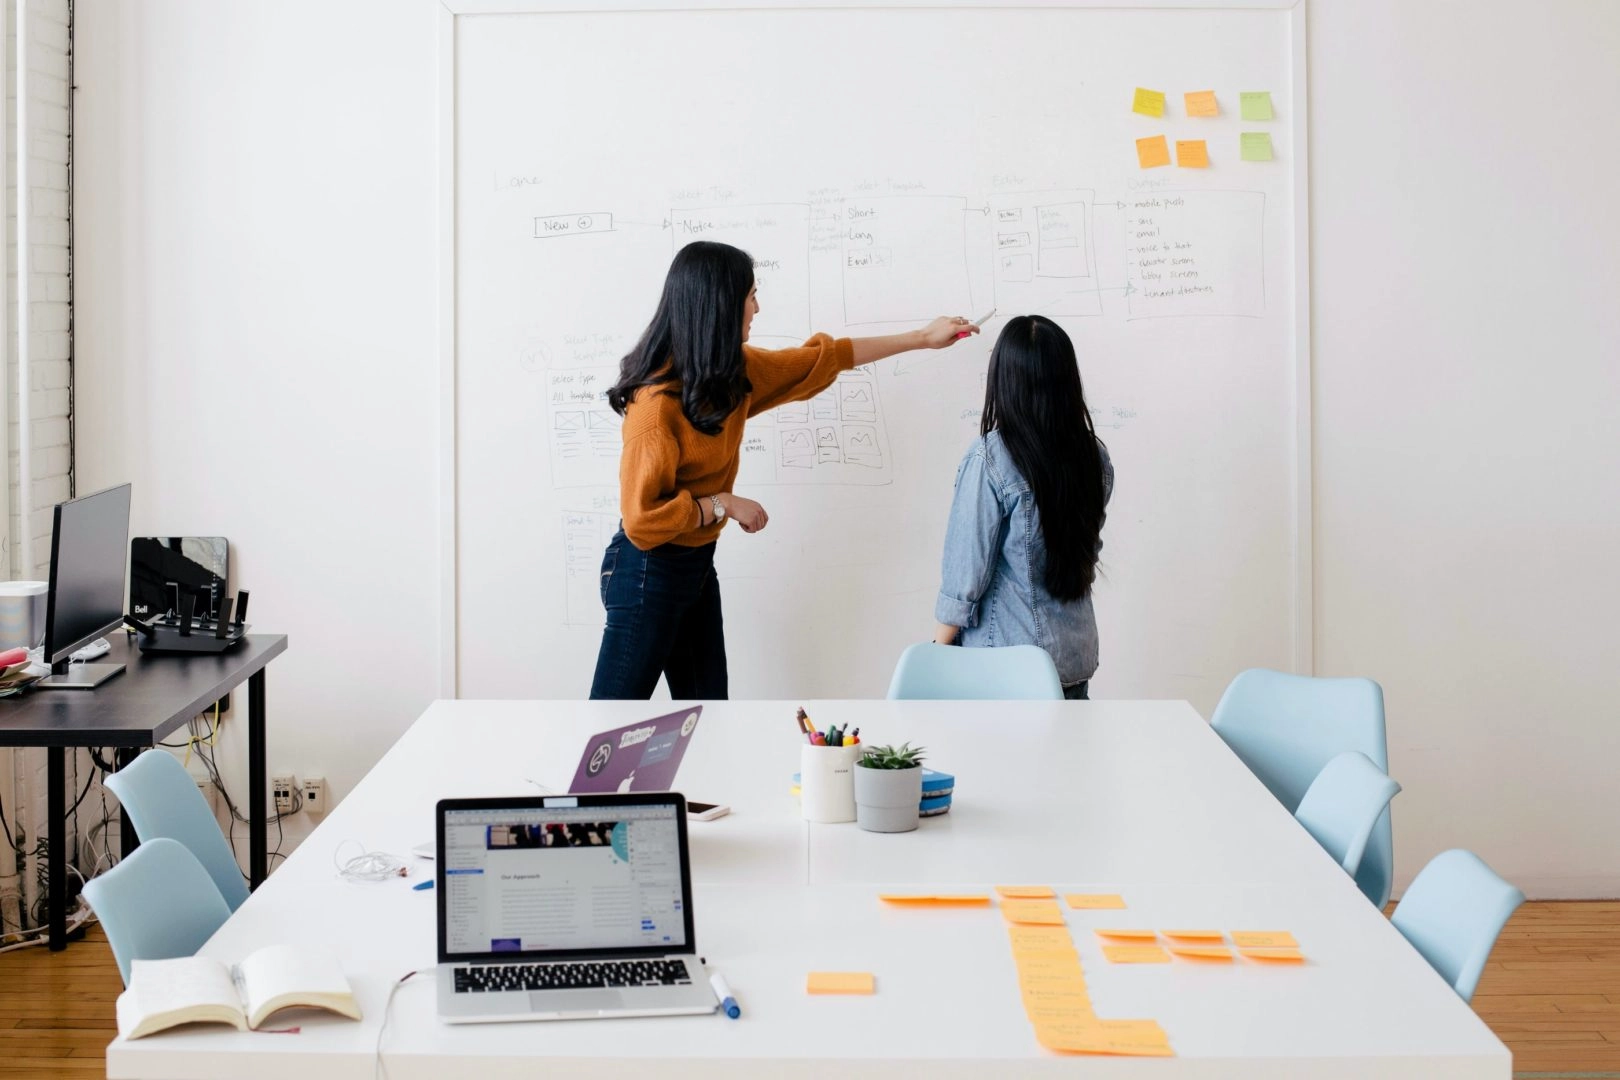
[1240,91,1274,121]
[1240,132,1274,162]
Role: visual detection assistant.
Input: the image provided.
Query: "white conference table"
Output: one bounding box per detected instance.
[107,699,1510,1079]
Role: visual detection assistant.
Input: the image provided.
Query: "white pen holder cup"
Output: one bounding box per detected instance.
[800,743,860,823]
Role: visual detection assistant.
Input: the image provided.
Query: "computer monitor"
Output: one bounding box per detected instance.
[39,483,132,690]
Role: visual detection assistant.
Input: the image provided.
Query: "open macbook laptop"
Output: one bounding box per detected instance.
[435,792,718,1023]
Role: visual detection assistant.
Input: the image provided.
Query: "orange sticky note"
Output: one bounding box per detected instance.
[1132,87,1166,118]
[1232,931,1298,949]
[1095,928,1157,941]
[1136,135,1171,169]
[1009,925,1075,953]
[1176,140,1210,168]
[807,971,875,994]
[1240,947,1306,963]
[1022,985,1093,1014]
[996,885,1056,899]
[878,893,991,906]
[1035,1018,1174,1056]
[1184,90,1219,117]
[1002,899,1066,925]
[1169,944,1234,961]
[1163,929,1224,941]
[1102,944,1171,964]
[1065,894,1126,910]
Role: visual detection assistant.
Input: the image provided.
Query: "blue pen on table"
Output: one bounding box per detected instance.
[709,971,740,1018]
[413,878,434,891]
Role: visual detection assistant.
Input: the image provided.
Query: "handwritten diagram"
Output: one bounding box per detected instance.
[1124,191,1265,318]
[840,195,972,326]
[561,511,618,628]
[547,367,620,488]
[990,189,1104,318]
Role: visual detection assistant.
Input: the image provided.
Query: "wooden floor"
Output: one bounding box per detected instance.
[0,905,1615,1076]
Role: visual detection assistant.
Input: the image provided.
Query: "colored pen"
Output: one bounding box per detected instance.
[795,707,812,735]
[710,971,740,1019]
[956,307,996,338]
[412,879,434,891]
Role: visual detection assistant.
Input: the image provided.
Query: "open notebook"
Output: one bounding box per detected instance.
[116,945,361,1040]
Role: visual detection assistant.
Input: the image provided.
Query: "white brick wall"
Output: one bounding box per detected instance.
[1,0,74,939]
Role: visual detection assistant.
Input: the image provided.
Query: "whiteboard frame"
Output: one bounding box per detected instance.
[434,0,1314,698]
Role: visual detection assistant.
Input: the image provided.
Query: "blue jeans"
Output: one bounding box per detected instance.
[589,530,728,700]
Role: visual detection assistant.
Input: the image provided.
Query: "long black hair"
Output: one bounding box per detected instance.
[981,315,1107,601]
[607,241,755,436]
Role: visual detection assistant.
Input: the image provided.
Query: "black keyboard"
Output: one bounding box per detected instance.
[454,958,691,993]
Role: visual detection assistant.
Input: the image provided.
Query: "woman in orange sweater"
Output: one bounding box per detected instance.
[591,240,975,699]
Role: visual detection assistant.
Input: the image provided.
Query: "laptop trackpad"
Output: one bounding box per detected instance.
[535,989,626,1013]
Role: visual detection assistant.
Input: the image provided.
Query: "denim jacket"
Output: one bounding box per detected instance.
[935,431,1113,688]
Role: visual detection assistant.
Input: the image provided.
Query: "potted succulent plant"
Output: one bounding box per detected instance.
[853,743,926,833]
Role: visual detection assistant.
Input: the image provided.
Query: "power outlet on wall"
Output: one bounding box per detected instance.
[301,777,328,814]
[272,773,297,815]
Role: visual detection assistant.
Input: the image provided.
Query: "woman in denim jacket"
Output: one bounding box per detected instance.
[933,316,1113,699]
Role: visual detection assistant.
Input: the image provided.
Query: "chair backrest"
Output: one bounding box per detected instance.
[886,643,1064,700]
[1294,751,1401,877]
[82,837,232,985]
[1392,849,1524,1003]
[103,748,250,911]
[1209,668,1393,906]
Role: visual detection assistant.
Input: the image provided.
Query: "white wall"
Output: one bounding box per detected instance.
[71,0,1620,896]
[72,0,445,854]
[1309,0,1620,896]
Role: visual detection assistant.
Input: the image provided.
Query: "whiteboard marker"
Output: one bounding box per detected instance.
[956,308,996,338]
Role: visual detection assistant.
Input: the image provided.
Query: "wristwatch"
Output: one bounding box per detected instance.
[710,494,726,522]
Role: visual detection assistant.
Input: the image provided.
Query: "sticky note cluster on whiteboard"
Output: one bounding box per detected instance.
[1131,86,1278,167]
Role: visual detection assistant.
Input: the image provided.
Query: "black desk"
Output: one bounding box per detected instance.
[0,632,287,950]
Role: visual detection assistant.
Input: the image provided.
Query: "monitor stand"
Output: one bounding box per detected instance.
[38,662,126,690]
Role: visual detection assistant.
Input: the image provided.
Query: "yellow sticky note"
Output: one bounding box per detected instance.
[1175,140,1209,168]
[1035,1018,1174,1056]
[1240,91,1274,121]
[1103,944,1171,964]
[1240,947,1306,963]
[1009,925,1075,953]
[1163,929,1224,941]
[1002,898,1066,925]
[996,885,1056,899]
[1136,135,1171,169]
[1132,87,1166,118]
[1240,132,1274,162]
[1169,944,1234,962]
[1065,894,1127,910]
[1095,928,1157,941]
[1231,931,1298,949]
[879,893,991,906]
[807,971,875,995]
[1184,90,1219,117]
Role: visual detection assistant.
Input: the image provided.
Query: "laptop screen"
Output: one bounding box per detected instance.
[439,797,691,961]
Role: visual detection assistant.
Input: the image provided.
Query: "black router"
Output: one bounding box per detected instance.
[126,590,251,655]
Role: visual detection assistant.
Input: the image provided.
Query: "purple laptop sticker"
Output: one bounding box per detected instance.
[568,707,703,794]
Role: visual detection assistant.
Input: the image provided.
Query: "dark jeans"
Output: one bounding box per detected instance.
[589,529,728,700]
[1063,680,1090,701]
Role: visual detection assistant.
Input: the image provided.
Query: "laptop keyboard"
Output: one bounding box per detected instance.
[454,959,692,993]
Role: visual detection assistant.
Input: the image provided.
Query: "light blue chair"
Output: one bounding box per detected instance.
[104,748,250,911]
[1294,751,1401,879]
[887,643,1064,700]
[1392,849,1524,1003]
[1209,669,1393,907]
[82,837,232,985]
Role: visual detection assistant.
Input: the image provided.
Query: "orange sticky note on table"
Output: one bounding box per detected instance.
[1103,944,1171,964]
[878,893,990,906]
[807,971,875,995]
[1095,928,1157,941]
[1065,894,1126,910]
[1240,947,1306,963]
[1037,1018,1174,1056]
[1184,90,1219,117]
[1009,925,1076,953]
[1136,135,1171,169]
[1002,899,1066,925]
[1232,931,1298,949]
[996,885,1056,899]
[1132,87,1166,117]
[1169,944,1234,962]
[1175,140,1210,168]
[1163,929,1224,941]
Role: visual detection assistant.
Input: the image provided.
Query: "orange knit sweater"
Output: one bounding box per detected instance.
[618,333,856,549]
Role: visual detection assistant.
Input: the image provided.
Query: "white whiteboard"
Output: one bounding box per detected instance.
[451,4,1306,711]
